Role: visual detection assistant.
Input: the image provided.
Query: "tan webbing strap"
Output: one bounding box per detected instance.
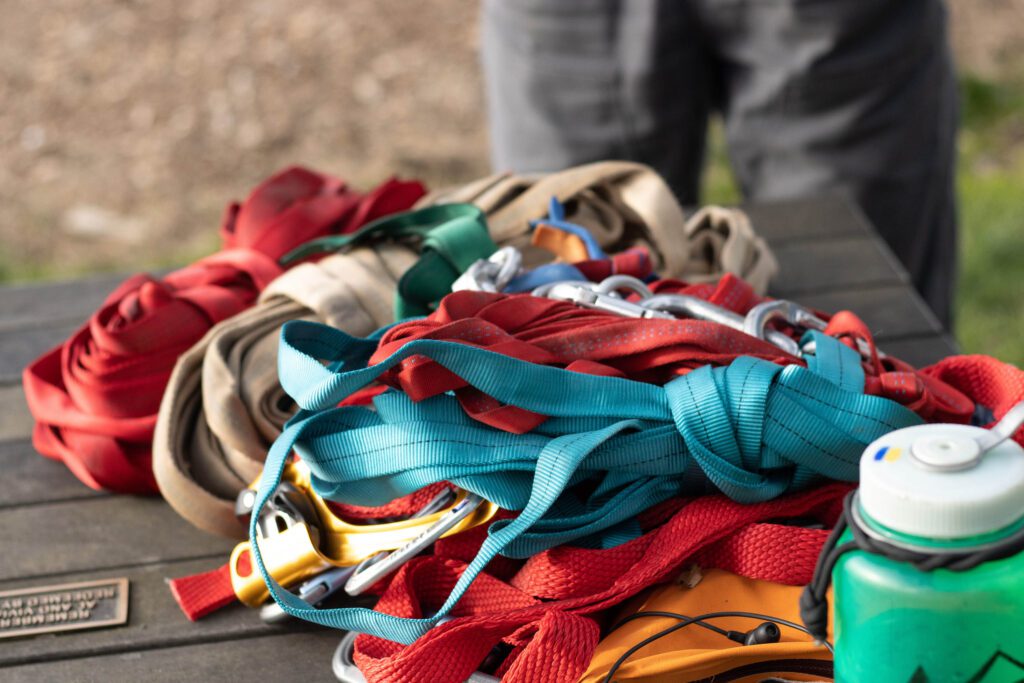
[417,161,777,291]
[153,244,417,537]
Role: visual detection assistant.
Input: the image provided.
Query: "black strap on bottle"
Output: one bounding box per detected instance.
[800,492,1024,642]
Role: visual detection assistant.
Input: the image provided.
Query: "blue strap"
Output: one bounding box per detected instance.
[504,262,586,292]
[530,197,607,260]
[249,321,922,644]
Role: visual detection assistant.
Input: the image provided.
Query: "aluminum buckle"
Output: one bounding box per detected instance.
[235,481,319,540]
[230,478,329,608]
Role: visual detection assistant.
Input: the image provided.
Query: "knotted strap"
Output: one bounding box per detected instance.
[417,161,778,291]
[245,312,920,644]
[22,167,425,493]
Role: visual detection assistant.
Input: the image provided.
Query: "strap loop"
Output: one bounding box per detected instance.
[250,318,921,643]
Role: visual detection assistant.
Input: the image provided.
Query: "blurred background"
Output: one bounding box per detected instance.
[1,1,1022,363]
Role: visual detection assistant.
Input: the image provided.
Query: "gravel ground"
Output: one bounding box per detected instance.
[0,0,1017,281]
[0,0,488,279]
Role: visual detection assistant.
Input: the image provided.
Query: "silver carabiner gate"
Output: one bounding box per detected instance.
[742,299,888,360]
[259,565,359,624]
[258,488,457,624]
[344,492,484,596]
[534,279,673,320]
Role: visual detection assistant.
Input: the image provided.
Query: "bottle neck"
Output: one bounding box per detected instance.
[854,494,1024,554]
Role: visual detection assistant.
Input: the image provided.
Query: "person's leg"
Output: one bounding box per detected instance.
[702,0,958,325]
[480,0,712,204]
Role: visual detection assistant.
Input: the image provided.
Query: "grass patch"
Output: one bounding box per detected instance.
[955,73,1024,366]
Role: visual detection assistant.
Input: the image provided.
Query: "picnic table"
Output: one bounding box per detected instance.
[0,194,956,681]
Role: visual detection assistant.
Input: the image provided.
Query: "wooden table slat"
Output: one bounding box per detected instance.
[870,334,959,369]
[794,284,942,342]
[769,236,907,297]
[0,632,342,682]
[0,557,322,669]
[0,439,106,509]
[0,321,80,386]
[0,385,33,442]
[741,193,872,244]
[0,273,129,330]
[0,498,233,582]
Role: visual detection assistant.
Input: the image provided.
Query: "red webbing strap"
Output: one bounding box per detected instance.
[369,276,976,435]
[22,167,425,494]
[353,484,848,683]
[923,354,1024,446]
[573,248,651,283]
[498,612,601,682]
[169,561,239,622]
[372,276,798,434]
[692,523,840,586]
[824,310,974,423]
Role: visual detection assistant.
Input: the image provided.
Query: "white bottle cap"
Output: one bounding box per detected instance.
[859,423,1024,539]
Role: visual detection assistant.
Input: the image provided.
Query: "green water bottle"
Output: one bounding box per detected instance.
[807,405,1024,682]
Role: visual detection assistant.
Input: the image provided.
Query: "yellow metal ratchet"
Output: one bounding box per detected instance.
[229,461,498,606]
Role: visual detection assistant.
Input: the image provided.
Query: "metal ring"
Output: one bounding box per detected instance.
[593,274,653,299]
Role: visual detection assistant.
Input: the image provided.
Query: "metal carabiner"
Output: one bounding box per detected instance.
[742,299,889,360]
[235,481,320,540]
[333,630,500,683]
[344,493,486,596]
[636,294,800,356]
[536,274,808,354]
[536,280,672,320]
[591,274,656,300]
[259,564,359,625]
[257,488,459,623]
[743,300,829,341]
[452,246,523,293]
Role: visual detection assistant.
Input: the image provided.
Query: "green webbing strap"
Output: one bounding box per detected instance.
[279,202,496,318]
[394,214,499,318]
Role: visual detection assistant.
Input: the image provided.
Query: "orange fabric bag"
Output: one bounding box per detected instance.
[580,569,833,683]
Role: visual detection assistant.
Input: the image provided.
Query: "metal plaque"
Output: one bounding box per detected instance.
[0,577,129,639]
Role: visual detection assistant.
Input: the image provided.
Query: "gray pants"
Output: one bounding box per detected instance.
[481,0,959,327]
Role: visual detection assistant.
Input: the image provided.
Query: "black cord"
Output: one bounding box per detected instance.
[610,610,731,638]
[800,491,1024,642]
[600,609,833,683]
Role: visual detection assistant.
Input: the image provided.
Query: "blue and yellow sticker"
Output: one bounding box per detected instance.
[873,446,902,462]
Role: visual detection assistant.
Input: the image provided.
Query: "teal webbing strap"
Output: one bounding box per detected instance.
[249,324,922,644]
[393,214,499,318]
